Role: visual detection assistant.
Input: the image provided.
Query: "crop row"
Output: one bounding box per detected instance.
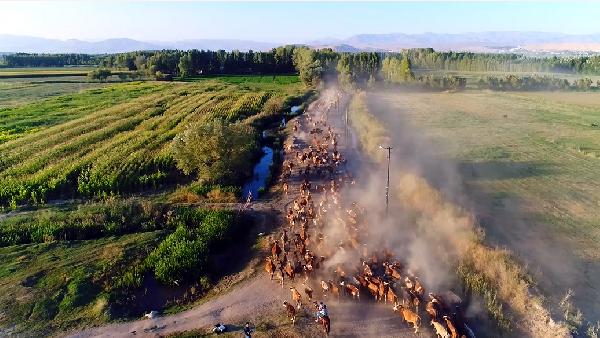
[0,80,304,207]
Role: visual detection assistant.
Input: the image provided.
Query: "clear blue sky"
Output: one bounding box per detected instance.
[1,1,599,42]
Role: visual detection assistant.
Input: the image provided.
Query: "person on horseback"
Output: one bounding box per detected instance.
[316,302,329,322]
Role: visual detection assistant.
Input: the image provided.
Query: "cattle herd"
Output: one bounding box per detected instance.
[264,95,476,338]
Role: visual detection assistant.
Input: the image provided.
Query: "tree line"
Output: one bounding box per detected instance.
[5,47,600,91]
[0,53,102,67]
[99,46,297,78]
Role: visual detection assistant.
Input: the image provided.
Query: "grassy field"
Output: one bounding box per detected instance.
[0,80,109,108]
[0,77,305,208]
[365,89,600,333]
[0,74,306,336]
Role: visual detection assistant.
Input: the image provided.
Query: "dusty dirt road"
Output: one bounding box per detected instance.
[70,89,423,338]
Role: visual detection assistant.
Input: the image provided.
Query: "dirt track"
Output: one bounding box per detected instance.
[69,89,425,338]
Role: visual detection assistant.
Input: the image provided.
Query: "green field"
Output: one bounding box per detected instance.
[0,80,110,108]
[366,89,600,328]
[0,77,304,208]
[0,74,306,336]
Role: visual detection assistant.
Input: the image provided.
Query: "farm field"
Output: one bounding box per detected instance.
[0,76,305,208]
[366,89,600,327]
[0,79,109,108]
[0,74,308,336]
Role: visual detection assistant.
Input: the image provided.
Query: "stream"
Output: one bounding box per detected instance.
[241,146,273,199]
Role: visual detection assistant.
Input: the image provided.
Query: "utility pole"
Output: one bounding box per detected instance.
[345,107,348,147]
[379,145,393,216]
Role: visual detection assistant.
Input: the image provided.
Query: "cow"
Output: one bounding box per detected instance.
[271,240,282,258]
[284,261,295,280]
[426,299,443,319]
[302,282,313,301]
[276,266,284,287]
[384,282,398,304]
[354,275,368,288]
[283,301,296,325]
[378,281,387,303]
[443,316,459,338]
[431,319,450,338]
[290,287,302,309]
[329,281,340,301]
[414,277,425,297]
[383,262,402,280]
[340,281,360,301]
[283,181,289,195]
[265,257,275,280]
[366,280,379,301]
[404,276,414,290]
[393,303,421,333]
[321,280,330,296]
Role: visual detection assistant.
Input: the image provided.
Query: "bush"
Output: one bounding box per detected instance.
[0,199,229,247]
[87,69,112,82]
[144,209,237,286]
[155,71,173,81]
[171,120,257,185]
[145,226,209,285]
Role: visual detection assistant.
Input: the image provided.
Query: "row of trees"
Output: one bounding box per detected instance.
[396,48,600,74]
[6,49,600,75]
[477,75,598,91]
[99,46,298,78]
[0,53,102,67]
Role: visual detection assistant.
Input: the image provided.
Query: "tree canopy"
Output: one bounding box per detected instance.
[171,120,257,184]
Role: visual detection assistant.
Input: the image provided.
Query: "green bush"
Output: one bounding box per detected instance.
[0,200,233,247]
[143,209,237,286]
[145,226,209,285]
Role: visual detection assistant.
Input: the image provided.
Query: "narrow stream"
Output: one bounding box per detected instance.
[242,106,301,198]
[241,146,273,199]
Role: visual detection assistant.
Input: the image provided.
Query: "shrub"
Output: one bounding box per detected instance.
[145,226,209,285]
[171,120,257,184]
[143,209,238,286]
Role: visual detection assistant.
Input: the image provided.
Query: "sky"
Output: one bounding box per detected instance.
[1,1,600,43]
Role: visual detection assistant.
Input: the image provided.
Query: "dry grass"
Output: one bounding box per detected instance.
[348,92,572,337]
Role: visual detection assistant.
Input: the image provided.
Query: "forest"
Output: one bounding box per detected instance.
[4,47,600,78]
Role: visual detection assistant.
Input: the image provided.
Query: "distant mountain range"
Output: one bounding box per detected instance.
[2,32,600,54]
[0,35,281,54]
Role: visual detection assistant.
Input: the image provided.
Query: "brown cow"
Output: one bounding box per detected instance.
[276,267,284,287]
[366,280,379,301]
[443,316,459,338]
[271,240,282,258]
[284,261,295,280]
[383,262,402,280]
[414,277,425,297]
[329,281,340,301]
[265,257,275,280]
[378,282,387,303]
[393,303,421,333]
[426,299,442,319]
[302,282,313,301]
[321,280,330,296]
[431,319,450,338]
[283,301,296,325]
[384,282,398,304]
[283,181,289,195]
[354,275,368,288]
[340,281,360,300]
[290,287,302,309]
